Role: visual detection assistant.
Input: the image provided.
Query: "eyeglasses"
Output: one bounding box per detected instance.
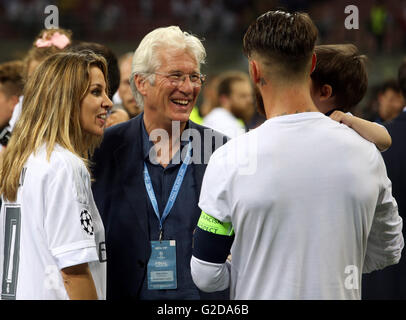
[151,71,206,87]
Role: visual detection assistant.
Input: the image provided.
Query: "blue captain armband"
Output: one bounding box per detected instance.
[192,211,234,263]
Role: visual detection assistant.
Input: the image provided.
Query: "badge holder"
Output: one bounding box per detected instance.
[147,231,177,290]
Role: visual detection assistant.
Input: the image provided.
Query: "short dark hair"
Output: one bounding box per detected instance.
[69,42,120,100]
[0,60,24,97]
[217,71,250,98]
[243,10,318,81]
[398,58,406,98]
[311,44,367,112]
[378,79,401,95]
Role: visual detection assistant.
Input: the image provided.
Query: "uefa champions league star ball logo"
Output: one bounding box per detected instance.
[80,209,94,236]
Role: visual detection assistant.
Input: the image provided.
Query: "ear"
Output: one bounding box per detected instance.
[310,52,317,74]
[134,74,148,96]
[319,84,333,101]
[9,95,19,111]
[249,60,261,85]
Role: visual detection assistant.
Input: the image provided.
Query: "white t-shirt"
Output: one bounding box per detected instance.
[203,108,245,139]
[193,112,403,300]
[0,96,23,153]
[112,91,122,105]
[8,96,23,132]
[0,144,106,300]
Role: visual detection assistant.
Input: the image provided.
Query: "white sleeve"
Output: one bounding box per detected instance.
[8,97,23,131]
[191,256,230,293]
[368,118,390,152]
[45,160,99,270]
[198,147,232,222]
[363,155,404,273]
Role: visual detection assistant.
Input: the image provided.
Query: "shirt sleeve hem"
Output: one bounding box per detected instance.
[53,246,100,270]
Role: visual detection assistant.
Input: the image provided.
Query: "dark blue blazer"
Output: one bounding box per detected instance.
[91,113,228,299]
[362,111,406,299]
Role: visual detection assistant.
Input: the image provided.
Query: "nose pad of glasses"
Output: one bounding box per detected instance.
[177,77,194,91]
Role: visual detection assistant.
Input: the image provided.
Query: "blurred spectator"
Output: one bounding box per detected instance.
[199,73,220,118]
[0,60,23,150]
[105,104,130,128]
[189,105,203,124]
[116,52,140,118]
[0,60,23,128]
[7,28,72,135]
[203,70,253,138]
[372,79,404,123]
[369,0,389,53]
[24,28,72,79]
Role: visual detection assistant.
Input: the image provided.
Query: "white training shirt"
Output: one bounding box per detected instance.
[8,96,23,132]
[203,108,245,139]
[192,112,403,300]
[0,144,106,300]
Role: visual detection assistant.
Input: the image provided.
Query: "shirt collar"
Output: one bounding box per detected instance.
[141,116,191,162]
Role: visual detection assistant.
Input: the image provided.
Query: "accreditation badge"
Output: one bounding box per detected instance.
[147,240,177,290]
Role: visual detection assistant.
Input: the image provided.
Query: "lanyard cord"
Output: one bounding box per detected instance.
[144,142,192,240]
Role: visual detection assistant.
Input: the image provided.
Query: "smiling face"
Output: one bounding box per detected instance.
[80,66,113,136]
[141,48,201,126]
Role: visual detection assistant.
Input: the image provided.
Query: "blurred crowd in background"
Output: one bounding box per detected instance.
[1,0,406,124]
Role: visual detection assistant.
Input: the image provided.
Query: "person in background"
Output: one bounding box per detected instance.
[189,105,204,125]
[203,71,254,138]
[0,60,24,151]
[0,51,112,300]
[374,80,404,123]
[114,52,141,118]
[362,58,406,299]
[191,10,403,300]
[6,28,72,137]
[191,73,221,125]
[199,73,220,118]
[105,104,130,128]
[91,26,228,300]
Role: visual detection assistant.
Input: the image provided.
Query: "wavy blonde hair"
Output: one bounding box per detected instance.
[0,51,108,202]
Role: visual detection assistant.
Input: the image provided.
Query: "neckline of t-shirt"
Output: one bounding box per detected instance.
[264,111,324,124]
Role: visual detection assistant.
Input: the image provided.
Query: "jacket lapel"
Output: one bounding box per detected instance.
[113,115,149,239]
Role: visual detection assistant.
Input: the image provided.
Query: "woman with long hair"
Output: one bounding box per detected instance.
[0,50,112,300]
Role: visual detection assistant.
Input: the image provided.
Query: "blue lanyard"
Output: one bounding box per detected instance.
[144,142,192,239]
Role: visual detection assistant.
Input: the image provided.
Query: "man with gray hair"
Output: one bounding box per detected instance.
[92,26,228,299]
